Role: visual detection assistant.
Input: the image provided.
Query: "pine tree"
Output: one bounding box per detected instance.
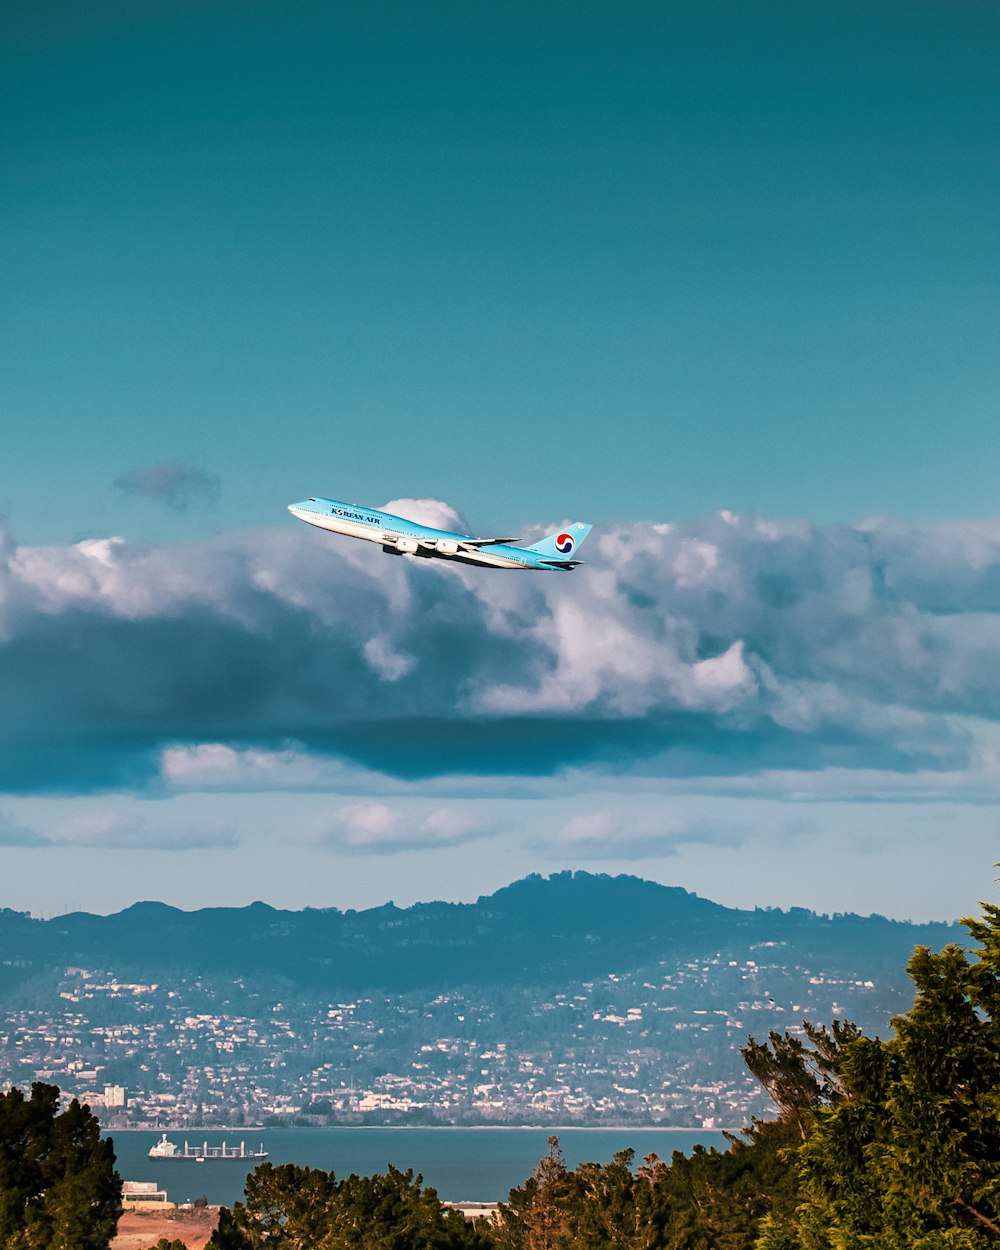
[780,895,1000,1248]
[0,1082,121,1249]
[207,1159,484,1250]
[207,1162,338,1249]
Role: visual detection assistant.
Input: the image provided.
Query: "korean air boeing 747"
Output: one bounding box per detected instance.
[288,497,592,571]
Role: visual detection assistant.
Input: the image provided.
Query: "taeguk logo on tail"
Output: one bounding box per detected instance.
[554,532,575,555]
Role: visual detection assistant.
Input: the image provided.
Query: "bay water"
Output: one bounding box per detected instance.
[109,1126,731,1207]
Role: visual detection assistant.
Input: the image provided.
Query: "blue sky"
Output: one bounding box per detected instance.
[2,1,999,919]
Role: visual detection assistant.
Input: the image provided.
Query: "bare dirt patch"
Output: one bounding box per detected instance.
[112,1206,219,1250]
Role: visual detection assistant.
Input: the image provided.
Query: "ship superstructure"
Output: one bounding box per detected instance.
[148,1133,267,1162]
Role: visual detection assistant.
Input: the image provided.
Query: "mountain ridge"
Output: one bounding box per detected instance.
[0,872,965,1127]
[0,871,959,998]
[4,869,945,927]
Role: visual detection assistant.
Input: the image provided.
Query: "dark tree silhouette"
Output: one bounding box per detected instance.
[0,1082,121,1249]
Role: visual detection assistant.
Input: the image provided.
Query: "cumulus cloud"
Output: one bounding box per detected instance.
[381,498,466,532]
[160,743,326,789]
[315,801,488,853]
[2,507,1000,793]
[114,462,220,512]
[546,810,744,860]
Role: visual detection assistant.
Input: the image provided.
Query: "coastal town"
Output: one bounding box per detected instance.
[0,946,899,1130]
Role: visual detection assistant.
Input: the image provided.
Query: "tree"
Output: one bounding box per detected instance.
[494,1130,803,1250]
[762,895,1000,1248]
[208,1162,338,1249]
[496,1136,577,1250]
[320,1165,484,1249]
[0,1082,121,1250]
[638,1133,800,1250]
[207,1160,485,1250]
[740,1020,861,1143]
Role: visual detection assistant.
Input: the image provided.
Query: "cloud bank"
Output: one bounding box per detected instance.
[2,508,999,794]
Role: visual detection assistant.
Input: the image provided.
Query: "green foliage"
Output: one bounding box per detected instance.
[208,1163,338,1249]
[754,1213,800,1250]
[0,1081,121,1250]
[493,1130,800,1250]
[496,1136,639,1250]
[740,1020,861,1143]
[322,1165,485,1249]
[142,1240,188,1250]
[206,1159,485,1250]
[765,897,1000,1249]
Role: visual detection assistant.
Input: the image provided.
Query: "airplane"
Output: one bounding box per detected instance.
[287,496,592,571]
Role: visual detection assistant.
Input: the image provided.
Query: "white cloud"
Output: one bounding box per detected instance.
[2,506,1000,795]
[380,498,465,531]
[363,636,416,682]
[315,801,488,853]
[547,809,744,859]
[160,743,334,790]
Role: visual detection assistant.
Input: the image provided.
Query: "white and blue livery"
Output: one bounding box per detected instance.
[288,496,591,571]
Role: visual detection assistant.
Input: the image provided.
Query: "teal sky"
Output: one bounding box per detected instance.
[4,0,999,543]
[2,2,1000,922]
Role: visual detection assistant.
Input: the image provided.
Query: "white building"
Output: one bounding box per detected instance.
[122,1181,172,1210]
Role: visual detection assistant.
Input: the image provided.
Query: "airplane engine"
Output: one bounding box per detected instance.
[436,540,458,555]
[395,537,419,554]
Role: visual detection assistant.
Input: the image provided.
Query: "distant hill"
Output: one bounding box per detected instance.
[0,873,966,1127]
[0,871,958,997]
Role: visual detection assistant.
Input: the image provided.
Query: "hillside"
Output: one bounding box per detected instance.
[0,873,961,1127]
[0,871,957,995]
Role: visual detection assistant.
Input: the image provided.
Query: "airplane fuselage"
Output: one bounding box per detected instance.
[288,497,590,571]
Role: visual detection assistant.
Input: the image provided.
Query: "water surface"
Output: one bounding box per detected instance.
[110,1126,731,1206]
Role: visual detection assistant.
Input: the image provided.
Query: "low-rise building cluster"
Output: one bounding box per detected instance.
[0,944,899,1128]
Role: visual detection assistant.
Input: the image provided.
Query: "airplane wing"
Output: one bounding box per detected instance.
[458,537,522,548]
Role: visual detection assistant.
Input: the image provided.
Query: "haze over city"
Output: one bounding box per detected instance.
[3,1,1000,921]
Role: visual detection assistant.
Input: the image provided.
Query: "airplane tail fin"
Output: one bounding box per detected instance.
[527,522,592,561]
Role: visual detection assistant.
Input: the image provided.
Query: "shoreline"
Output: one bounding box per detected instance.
[108,1124,737,1134]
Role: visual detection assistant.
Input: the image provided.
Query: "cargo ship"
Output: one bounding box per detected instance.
[148,1133,268,1162]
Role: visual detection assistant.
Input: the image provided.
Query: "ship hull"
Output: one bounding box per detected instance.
[149,1154,268,1161]
[148,1134,268,1162]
